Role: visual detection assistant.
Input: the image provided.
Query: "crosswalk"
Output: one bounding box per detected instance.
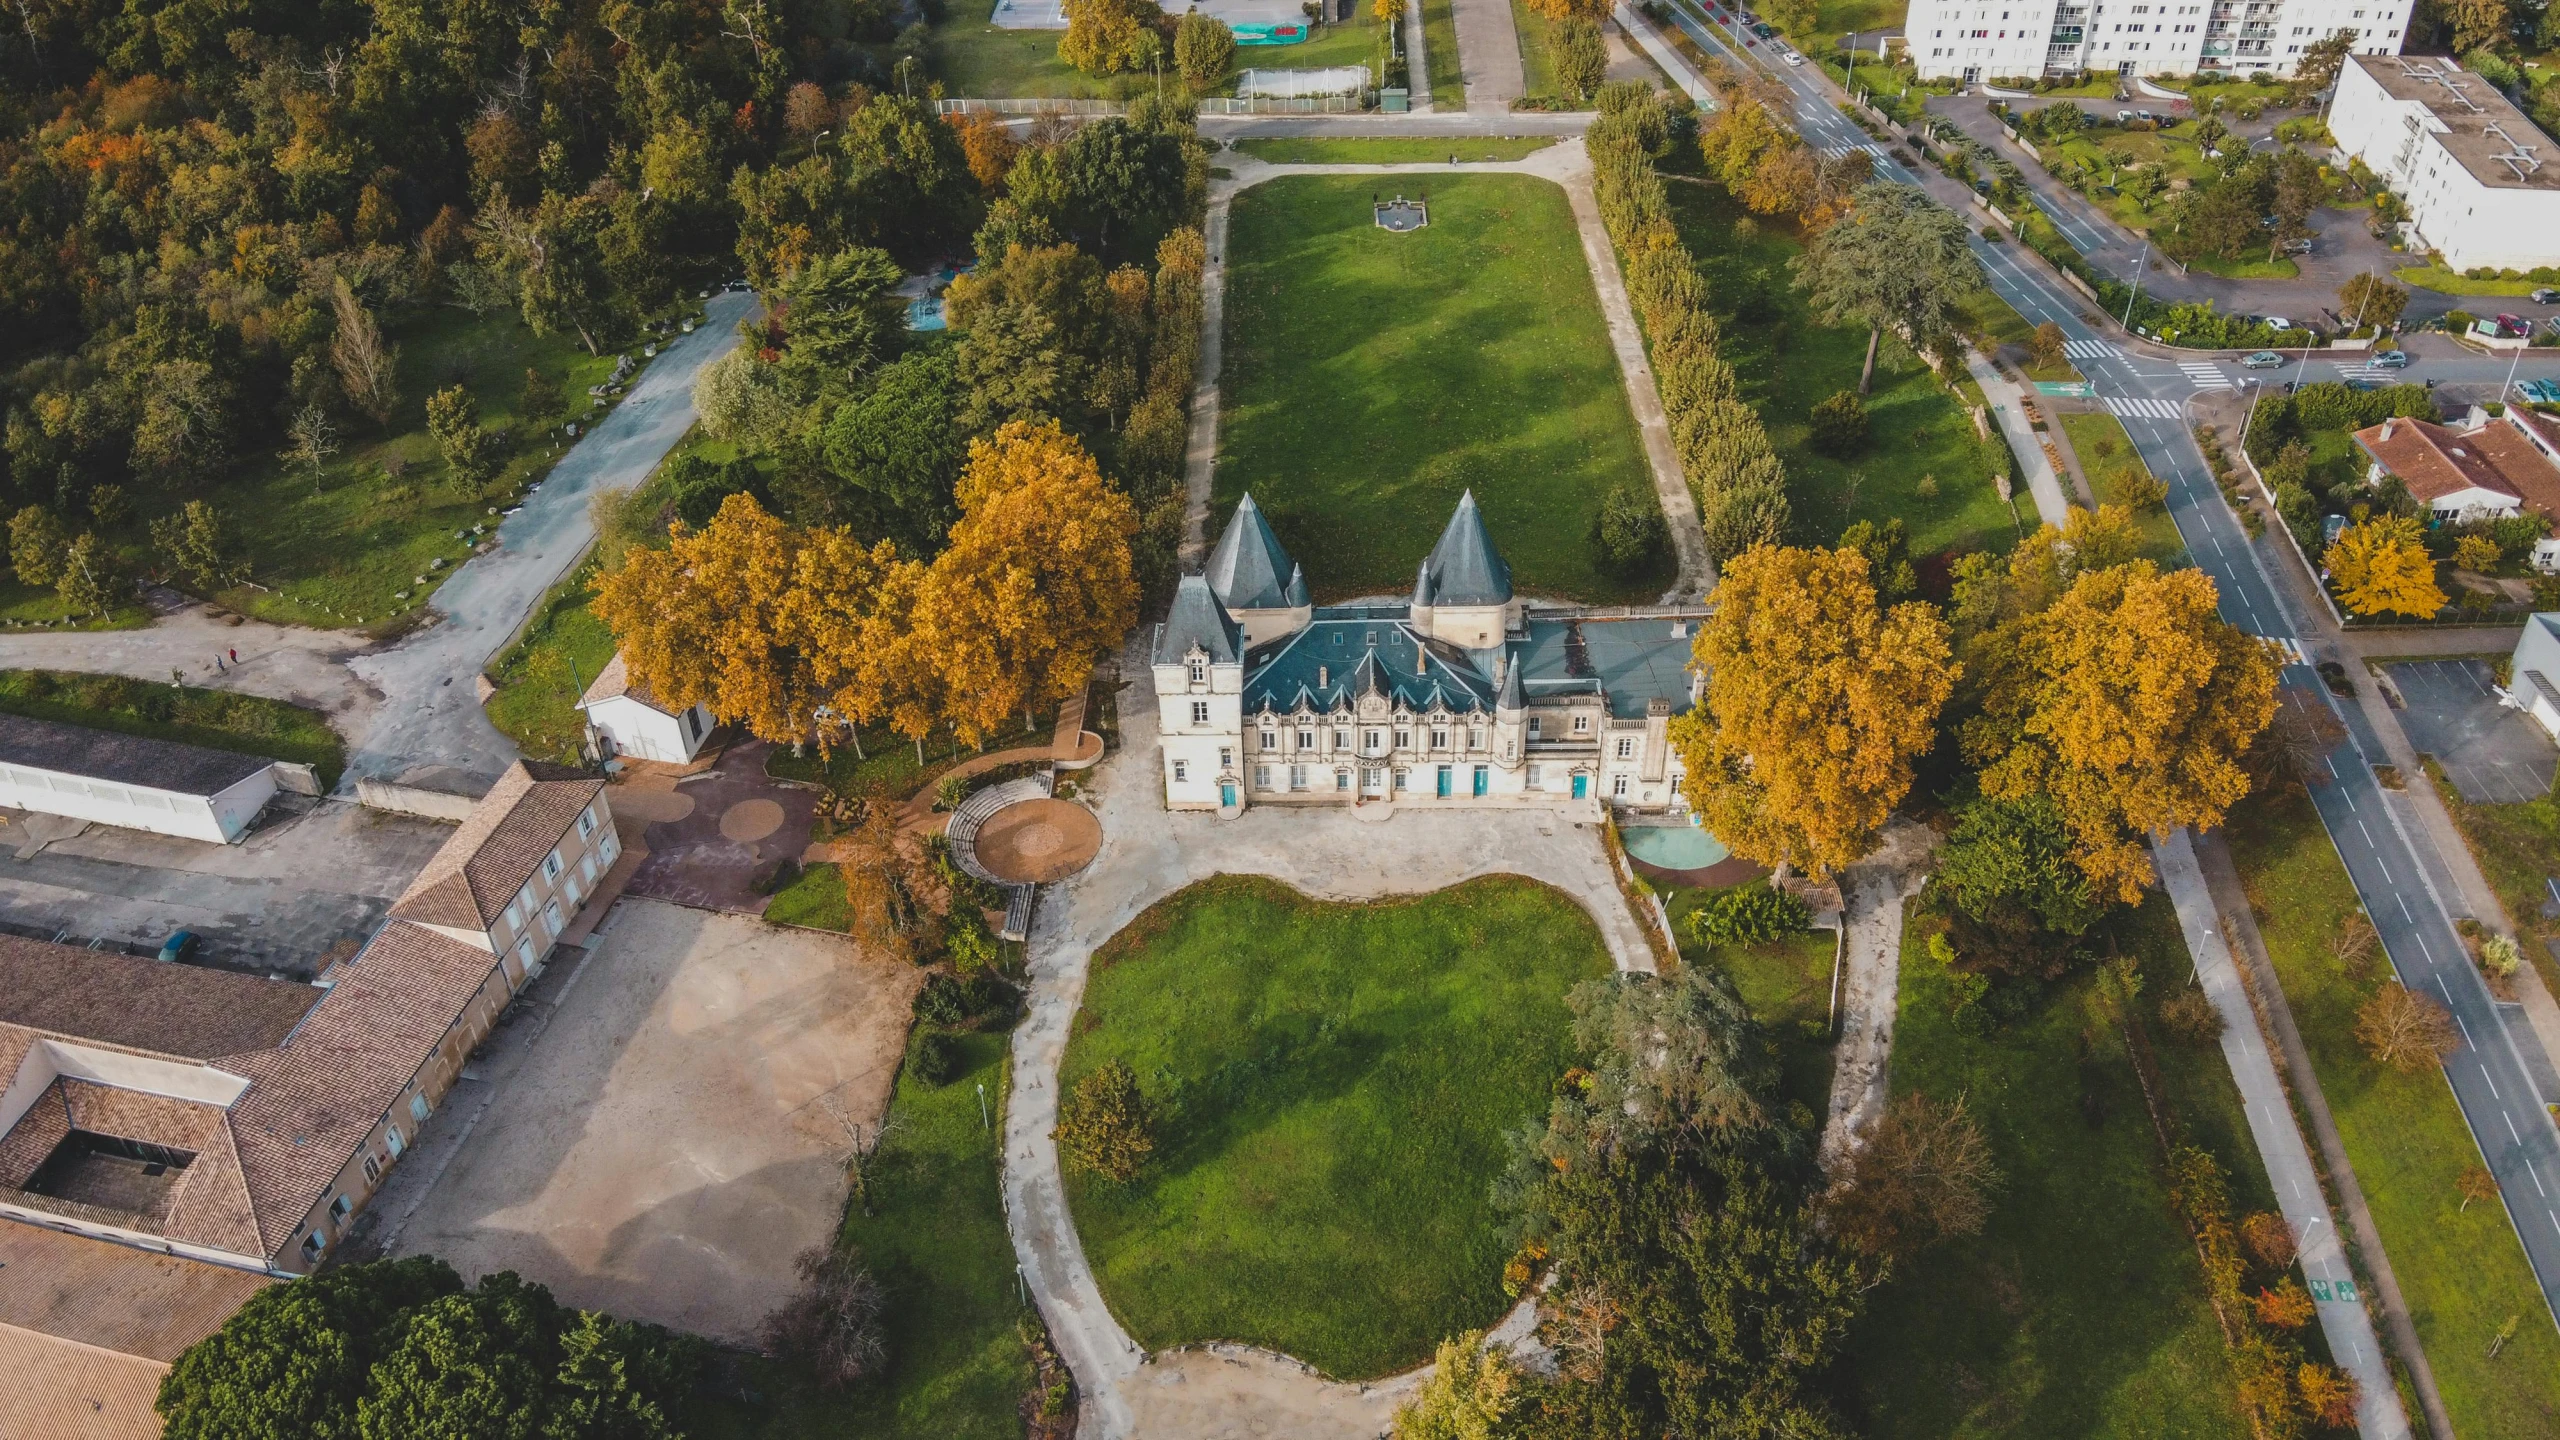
[2273,637,2311,665]
[2105,395,2186,419]
[2180,361,2235,391]
[2332,360,2397,381]
[2065,340,2121,360]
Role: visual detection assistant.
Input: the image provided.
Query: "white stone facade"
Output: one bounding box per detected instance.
[2328,55,2560,273]
[1904,0,2409,80]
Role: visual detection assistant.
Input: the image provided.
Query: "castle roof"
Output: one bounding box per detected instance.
[1156,575,1244,666]
[1417,491,1513,607]
[1205,494,1301,611]
[1241,618,1495,715]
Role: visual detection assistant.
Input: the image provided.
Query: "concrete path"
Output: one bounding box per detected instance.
[1967,353,2072,530]
[1448,0,1525,112]
[1404,0,1435,114]
[2344,624,2524,660]
[1612,3,1715,108]
[2152,829,2411,1440]
[1181,145,1712,600]
[0,293,756,793]
[1006,641,1656,1440]
[1816,821,1931,1173]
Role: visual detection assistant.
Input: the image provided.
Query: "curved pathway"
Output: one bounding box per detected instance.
[1182,143,1713,601]
[1004,643,1657,1439]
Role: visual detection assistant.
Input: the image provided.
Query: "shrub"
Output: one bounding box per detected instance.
[760,1247,888,1389]
[1684,883,1812,949]
[2242,1210,2297,1270]
[2157,987,2226,1045]
[2355,982,2458,1072]
[1589,482,1670,578]
[1808,389,1870,456]
[907,1028,961,1085]
[2453,533,2502,572]
[2252,1278,2315,1329]
[1057,1059,1154,1181]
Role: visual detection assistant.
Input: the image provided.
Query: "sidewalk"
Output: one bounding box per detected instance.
[1967,354,2072,528]
[2153,830,2413,1440]
[1448,0,1524,112]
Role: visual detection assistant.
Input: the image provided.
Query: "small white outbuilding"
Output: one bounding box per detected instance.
[0,716,282,843]
[2513,614,2560,746]
[578,653,716,765]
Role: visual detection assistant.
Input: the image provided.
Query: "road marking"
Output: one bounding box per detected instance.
[2066,339,2121,359]
[2510,1110,2525,1144]
[2551,1210,2559,1240]
[2396,893,2410,920]
[2487,1065,2502,1101]
[2101,394,2183,419]
[2180,361,2235,390]
[2357,819,2376,848]
[2531,1161,2547,1197]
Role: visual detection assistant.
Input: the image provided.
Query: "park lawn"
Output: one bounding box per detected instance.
[1061,874,1612,1379]
[928,20,1109,99]
[156,305,635,630]
[2425,770,2560,1000]
[0,667,346,788]
[0,575,149,630]
[2393,264,2546,297]
[1664,888,1837,1122]
[1272,14,1386,72]
[765,861,852,931]
[1511,0,1556,99]
[1421,0,1462,107]
[695,1031,1032,1440]
[1231,136,1557,164]
[1836,896,2261,1438]
[1217,174,1661,602]
[2186,253,2301,281]
[482,561,616,766]
[2057,411,2185,564]
[1668,181,2018,561]
[2222,784,2560,1436]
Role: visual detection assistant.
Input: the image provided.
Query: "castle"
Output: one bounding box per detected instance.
[1151,492,1705,814]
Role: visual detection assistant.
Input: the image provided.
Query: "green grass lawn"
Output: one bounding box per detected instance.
[2223,784,2560,1435]
[0,575,150,631]
[1668,181,2019,562]
[1061,875,1613,1379]
[136,307,639,631]
[1836,895,2263,1437]
[1421,0,1461,107]
[1664,888,1837,1122]
[2425,769,2560,1001]
[928,19,1111,99]
[483,561,617,766]
[0,667,347,787]
[1268,15,1385,73]
[2057,411,2185,565]
[764,860,851,931]
[1216,174,1660,602]
[1511,0,1556,98]
[694,1031,1032,1440]
[1230,136,1557,164]
[2392,264,2546,297]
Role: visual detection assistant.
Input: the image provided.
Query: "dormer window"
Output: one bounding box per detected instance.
[1188,658,1207,686]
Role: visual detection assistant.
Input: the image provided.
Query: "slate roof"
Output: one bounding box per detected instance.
[0,717,274,798]
[1155,575,1245,666]
[0,936,317,1062]
[1204,494,1301,612]
[1416,491,1514,607]
[1513,616,1699,719]
[387,760,605,930]
[1241,618,1496,715]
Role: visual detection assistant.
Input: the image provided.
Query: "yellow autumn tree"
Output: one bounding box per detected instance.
[780,523,907,755]
[1522,0,1611,22]
[2325,514,2446,619]
[1669,544,1957,878]
[594,492,835,749]
[1697,97,1791,194]
[1976,562,2278,903]
[909,420,1139,746]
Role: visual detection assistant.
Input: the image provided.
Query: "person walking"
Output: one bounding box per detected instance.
[227,647,237,664]
[214,653,225,672]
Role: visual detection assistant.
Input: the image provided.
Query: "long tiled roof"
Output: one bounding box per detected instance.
[0,1211,273,1362]
[0,937,317,1062]
[1241,619,1496,715]
[2354,417,2532,505]
[388,760,603,930]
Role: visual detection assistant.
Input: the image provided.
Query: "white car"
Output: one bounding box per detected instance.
[1782,49,1804,64]
[2261,315,2294,332]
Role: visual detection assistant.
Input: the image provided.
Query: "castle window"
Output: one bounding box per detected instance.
[1299,728,1315,750]
[1528,716,1542,740]
[1572,714,1591,734]
[1394,729,1411,750]
[1506,741,1517,761]
[1431,729,1448,750]
[1190,701,1210,726]
[1290,765,1309,790]
[1616,738,1635,760]
[1260,728,1277,751]
[1392,768,1409,790]
[1254,765,1272,789]
[1173,760,1188,783]
[1613,775,1630,797]
[1335,728,1351,749]
[1469,728,1484,750]
[1188,658,1206,685]
[1219,747,1233,769]
[1527,764,1543,788]
[1337,769,1352,790]
[1365,729,1382,753]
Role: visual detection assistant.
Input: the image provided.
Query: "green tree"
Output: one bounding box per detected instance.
[56,530,114,615]
[519,368,564,425]
[2338,271,2408,331]
[1837,517,1916,603]
[1588,481,1669,579]
[544,1311,701,1440]
[1792,182,1985,393]
[1059,1058,1155,1180]
[426,386,498,487]
[774,246,906,400]
[519,193,622,356]
[149,499,234,589]
[1390,1332,1521,1439]
[1060,108,1196,262]
[1173,11,1236,89]
[1932,793,2106,935]
[1807,389,1869,456]
[9,504,68,586]
[1551,18,1607,102]
[158,1257,465,1440]
[355,1272,566,1440]
[822,350,967,555]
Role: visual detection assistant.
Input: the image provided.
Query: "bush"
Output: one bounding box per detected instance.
[1808,389,1869,456]
[1589,481,1669,578]
[760,1247,888,1389]
[1057,1059,1154,1181]
[908,1027,961,1085]
[2157,987,2226,1045]
[1685,883,1812,949]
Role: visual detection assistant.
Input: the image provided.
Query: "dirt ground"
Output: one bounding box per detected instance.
[972,798,1102,884]
[386,898,919,1343]
[621,741,816,914]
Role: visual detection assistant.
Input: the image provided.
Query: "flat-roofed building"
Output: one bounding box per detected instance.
[0,718,284,844]
[2330,54,2560,272]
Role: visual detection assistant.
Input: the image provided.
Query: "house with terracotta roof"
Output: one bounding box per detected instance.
[577,652,716,765]
[0,761,619,1277]
[2350,409,2560,525]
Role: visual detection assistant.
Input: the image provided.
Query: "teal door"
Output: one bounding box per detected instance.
[1472,766,1489,797]
[1435,766,1452,797]
[1571,774,1588,799]
[1220,783,1237,807]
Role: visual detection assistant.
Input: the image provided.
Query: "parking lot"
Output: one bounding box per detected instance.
[0,798,452,976]
[379,898,919,1343]
[2385,658,2558,804]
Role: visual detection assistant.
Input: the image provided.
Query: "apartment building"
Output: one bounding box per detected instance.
[2328,54,2560,271]
[1906,0,2409,80]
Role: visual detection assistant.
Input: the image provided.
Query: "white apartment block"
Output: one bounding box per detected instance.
[2328,54,2560,272]
[1906,0,2410,81]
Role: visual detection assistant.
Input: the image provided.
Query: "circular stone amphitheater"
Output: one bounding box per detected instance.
[946,776,1102,886]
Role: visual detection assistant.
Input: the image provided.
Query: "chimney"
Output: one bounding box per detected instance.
[1318,665,1329,688]
[2381,419,2396,442]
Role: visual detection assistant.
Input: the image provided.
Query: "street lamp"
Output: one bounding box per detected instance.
[2120,237,2151,331]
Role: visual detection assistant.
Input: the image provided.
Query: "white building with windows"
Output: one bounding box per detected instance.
[2328,55,2560,273]
[1153,493,1703,815]
[1905,0,2408,81]
[579,652,718,765]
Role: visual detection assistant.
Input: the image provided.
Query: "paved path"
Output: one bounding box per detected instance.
[2153,830,2409,1438]
[1817,821,1932,1174]
[1181,146,1712,599]
[1968,353,2072,529]
[1448,0,1524,112]
[1006,641,1656,1440]
[0,294,756,792]
[1404,0,1436,114]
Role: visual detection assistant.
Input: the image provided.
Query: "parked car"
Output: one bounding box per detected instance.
[2281,238,2314,254]
[1750,20,1774,36]
[2371,349,2410,368]
[2493,313,2531,338]
[158,930,199,964]
[2317,661,2356,698]
[2242,350,2286,368]
[2519,377,2560,404]
[2534,287,2560,304]
[2260,316,2294,332]
[1783,48,1804,64]
[2116,109,2137,122]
